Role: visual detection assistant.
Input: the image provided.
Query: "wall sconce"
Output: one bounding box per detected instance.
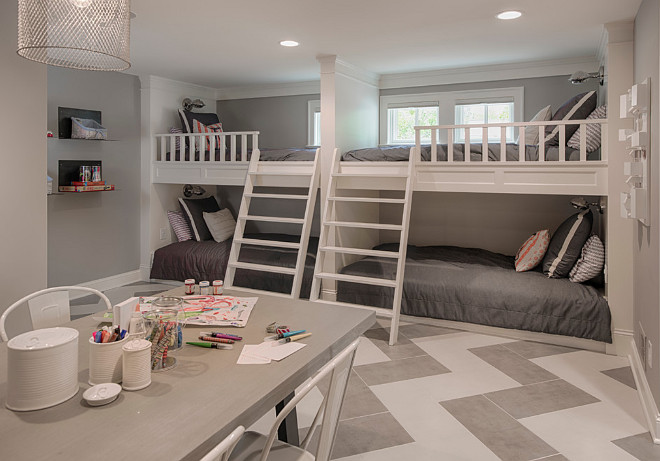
[182,98,206,111]
[569,66,605,86]
[183,184,206,198]
[570,197,604,214]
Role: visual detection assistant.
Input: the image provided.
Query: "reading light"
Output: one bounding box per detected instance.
[183,184,207,198]
[569,66,605,86]
[570,197,604,214]
[497,10,522,20]
[182,98,206,111]
[280,40,299,47]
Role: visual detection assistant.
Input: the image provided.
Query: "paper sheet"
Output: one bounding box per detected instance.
[237,341,306,365]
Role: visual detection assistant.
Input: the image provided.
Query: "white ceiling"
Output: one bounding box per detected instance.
[127,0,641,89]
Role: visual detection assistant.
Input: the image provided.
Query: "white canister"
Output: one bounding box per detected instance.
[88,335,128,385]
[7,327,79,412]
[122,339,152,391]
[199,281,210,295]
[212,280,223,295]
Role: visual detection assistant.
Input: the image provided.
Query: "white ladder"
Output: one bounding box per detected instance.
[310,148,415,345]
[225,149,320,298]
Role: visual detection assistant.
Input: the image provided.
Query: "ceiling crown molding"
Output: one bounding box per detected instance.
[379,56,601,89]
[215,80,320,100]
[140,75,217,99]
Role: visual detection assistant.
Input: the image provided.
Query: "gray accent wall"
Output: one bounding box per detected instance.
[47,68,141,286]
[217,94,319,148]
[633,0,660,406]
[380,75,600,120]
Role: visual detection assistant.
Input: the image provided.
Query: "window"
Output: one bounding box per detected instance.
[307,100,321,146]
[387,106,439,144]
[455,101,515,143]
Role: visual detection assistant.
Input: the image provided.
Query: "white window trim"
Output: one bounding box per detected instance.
[307,99,321,147]
[379,87,524,145]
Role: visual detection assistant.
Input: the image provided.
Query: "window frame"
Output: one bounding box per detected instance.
[454,100,516,143]
[307,99,321,147]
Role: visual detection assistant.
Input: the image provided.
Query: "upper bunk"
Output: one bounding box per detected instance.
[338,117,608,196]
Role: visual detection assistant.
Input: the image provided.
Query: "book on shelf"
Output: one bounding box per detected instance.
[71,180,106,186]
[59,185,115,192]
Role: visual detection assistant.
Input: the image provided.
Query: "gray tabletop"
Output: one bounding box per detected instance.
[0,288,375,461]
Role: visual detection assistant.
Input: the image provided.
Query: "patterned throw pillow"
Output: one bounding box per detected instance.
[569,235,605,283]
[169,127,183,150]
[567,105,607,153]
[192,119,223,150]
[542,210,593,278]
[179,196,221,241]
[515,230,550,272]
[167,210,192,242]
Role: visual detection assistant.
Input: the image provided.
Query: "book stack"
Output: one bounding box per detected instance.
[59,181,115,192]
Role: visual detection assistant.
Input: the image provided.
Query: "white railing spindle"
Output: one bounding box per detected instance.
[482,127,488,163]
[465,127,471,163]
[430,128,437,163]
[230,134,237,162]
[580,125,587,162]
[241,134,248,162]
[447,129,454,163]
[519,126,525,162]
[559,126,566,162]
[500,126,506,162]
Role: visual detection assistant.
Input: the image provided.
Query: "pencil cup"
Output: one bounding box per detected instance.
[143,306,182,372]
[122,339,152,391]
[88,336,128,385]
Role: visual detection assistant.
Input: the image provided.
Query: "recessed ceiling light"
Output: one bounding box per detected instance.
[280,40,299,47]
[497,10,522,20]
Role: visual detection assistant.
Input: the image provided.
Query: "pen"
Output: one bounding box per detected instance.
[199,335,235,344]
[276,333,312,344]
[186,341,232,349]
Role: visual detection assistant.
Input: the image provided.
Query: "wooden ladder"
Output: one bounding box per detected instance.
[310,148,414,345]
[225,149,320,298]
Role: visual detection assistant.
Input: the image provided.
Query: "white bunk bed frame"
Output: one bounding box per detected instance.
[311,118,609,347]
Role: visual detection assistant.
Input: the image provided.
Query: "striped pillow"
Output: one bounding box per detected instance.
[167,210,193,242]
[569,235,605,283]
[169,127,183,150]
[192,119,223,150]
[542,210,593,278]
[515,230,550,272]
[567,105,607,153]
[544,91,597,146]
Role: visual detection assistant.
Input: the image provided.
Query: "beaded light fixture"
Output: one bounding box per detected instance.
[17,0,130,71]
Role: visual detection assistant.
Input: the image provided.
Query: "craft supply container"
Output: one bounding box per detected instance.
[6,327,79,411]
[143,305,182,372]
[88,335,128,385]
[122,339,152,391]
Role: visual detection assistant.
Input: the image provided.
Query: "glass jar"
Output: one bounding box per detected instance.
[143,297,184,371]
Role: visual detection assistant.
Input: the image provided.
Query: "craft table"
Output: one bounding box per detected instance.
[0,288,374,461]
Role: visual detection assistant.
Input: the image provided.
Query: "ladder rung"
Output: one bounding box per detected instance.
[248,171,312,176]
[229,261,296,275]
[314,272,397,287]
[320,246,399,258]
[332,173,408,178]
[324,221,403,231]
[240,215,305,224]
[328,196,405,204]
[245,193,308,200]
[235,238,301,249]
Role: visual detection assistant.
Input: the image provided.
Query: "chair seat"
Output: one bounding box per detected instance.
[229,431,315,461]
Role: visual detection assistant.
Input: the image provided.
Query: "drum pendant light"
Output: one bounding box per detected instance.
[17,0,130,71]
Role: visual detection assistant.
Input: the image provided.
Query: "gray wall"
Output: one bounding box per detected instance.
[380,75,600,121]
[47,68,141,286]
[217,94,319,148]
[633,0,660,406]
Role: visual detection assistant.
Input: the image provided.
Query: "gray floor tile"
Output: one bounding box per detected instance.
[398,323,461,339]
[363,328,427,360]
[441,394,558,461]
[134,290,165,297]
[317,371,388,421]
[70,294,103,306]
[470,344,558,385]
[330,412,414,459]
[503,341,579,359]
[123,281,164,287]
[612,432,660,461]
[355,355,450,386]
[540,455,570,461]
[484,379,600,419]
[601,366,637,390]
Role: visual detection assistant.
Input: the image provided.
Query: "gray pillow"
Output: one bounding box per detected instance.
[569,235,605,283]
[542,210,593,278]
[544,91,597,146]
[178,196,221,241]
[203,209,236,243]
[178,109,220,134]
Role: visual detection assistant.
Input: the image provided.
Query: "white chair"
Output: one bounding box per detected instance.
[229,339,360,461]
[0,286,112,341]
[201,426,246,461]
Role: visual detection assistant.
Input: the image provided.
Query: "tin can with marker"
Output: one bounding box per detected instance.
[91,165,101,182]
[184,279,195,295]
[212,280,223,295]
[79,165,92,182]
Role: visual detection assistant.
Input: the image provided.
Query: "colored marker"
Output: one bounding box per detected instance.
[201,332,242,341]
[199,336,234,344]
[279,329,305,339]
[276,332,312,344]
[186,341,232,350]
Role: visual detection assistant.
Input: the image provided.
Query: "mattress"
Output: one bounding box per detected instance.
[150,233,318,298]
[341,144,601,162]
[164,147,316,162]
[336,244,612,343]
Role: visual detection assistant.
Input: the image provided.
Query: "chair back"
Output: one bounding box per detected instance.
[200,425,245,461]
[0,286,112,341]
[259,339,360,461]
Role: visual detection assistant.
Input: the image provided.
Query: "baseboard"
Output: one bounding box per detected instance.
[607,328,634,357]
[139,263,151,281]
[71,269,143,300]
[629,337,660,443]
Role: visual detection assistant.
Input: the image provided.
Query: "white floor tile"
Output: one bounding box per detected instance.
[353,336,391,366]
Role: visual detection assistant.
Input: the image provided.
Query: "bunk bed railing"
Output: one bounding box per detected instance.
[414,119,607,164]
[153,131,259,164]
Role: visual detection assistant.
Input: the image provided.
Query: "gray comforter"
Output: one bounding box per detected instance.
[341,144,601,162]
[337,244,612,343]
[150,234,318,298]
[165,147,316,162]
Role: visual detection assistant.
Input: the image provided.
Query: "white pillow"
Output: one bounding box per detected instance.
[521,105,552,145]
[203,209,236,243]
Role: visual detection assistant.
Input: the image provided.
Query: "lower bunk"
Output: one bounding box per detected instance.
[336,244,611,344]
[150,233,319,298]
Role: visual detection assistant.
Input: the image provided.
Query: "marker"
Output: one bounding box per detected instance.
[201,332,242,341]
[276,333,312,344]
[186,341,232,350]
[199,335,234,344]
[279,329,305,339]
